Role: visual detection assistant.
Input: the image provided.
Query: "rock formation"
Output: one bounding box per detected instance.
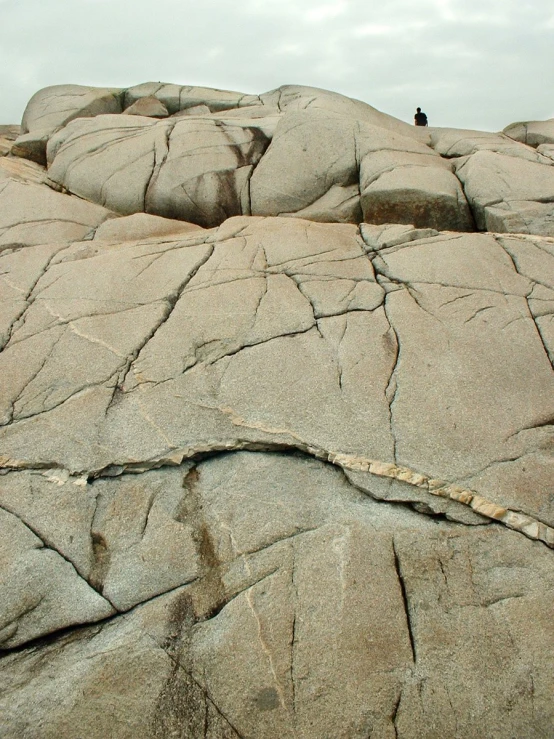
[0,83,553,738]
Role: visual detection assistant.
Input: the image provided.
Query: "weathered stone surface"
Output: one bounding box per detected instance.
[145,119,270,227]
[46,115,270,226]
[0,125,20,156]
[170,103,212,117]
[0,82,553,738]
[93,212,204,241]
[250,110,364,223]
[429,127,552,164]
[0,504,114,648]
[358,128,473,231]
[538,143,554,162]
[455,150,554,235]
[11,84,123,164]
[12,81,554,236]
[503,118,554,147]
[10,131,50,165]
[248,110,466,227]
[0,155,47,185]
[20,84,122,136]
[260,84,428,141]
[0,593,180,738]
[123,96,169,118]
[0,178,114,248]
[45,114,166,214]
[124,81,249,115]
[0,214,551,530]
[0,453,552,738]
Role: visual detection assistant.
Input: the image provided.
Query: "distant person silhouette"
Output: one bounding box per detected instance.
[414,107,428,126]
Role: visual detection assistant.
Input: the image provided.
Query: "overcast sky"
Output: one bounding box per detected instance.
[1,0,553,131]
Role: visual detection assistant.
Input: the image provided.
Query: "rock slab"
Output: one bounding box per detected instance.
[0,82,553,739]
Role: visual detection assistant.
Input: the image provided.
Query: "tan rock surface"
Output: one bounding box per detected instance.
[12,81,554,236]
[0,83,552,738]
[429,127,552,163]
[0,125,20,156]
[0,155,47,185]
[93,212,204,241]
[123,95,169,118]
[503,118,554,147]
[0,179,114,248]
[0,453,552,737]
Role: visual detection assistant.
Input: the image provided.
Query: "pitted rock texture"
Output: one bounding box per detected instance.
[0,83,553,738]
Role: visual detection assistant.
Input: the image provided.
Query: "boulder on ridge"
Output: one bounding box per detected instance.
[503,117,554,147]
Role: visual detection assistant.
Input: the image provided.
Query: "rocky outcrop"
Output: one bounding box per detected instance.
[8,82,554,236]
[503,118,554,148]
[0,125,20,157]
[0,83,553,738]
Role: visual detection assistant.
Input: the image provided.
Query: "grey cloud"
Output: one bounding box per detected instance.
[1,0,553,131]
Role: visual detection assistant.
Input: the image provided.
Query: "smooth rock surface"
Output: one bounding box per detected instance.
[0,179,114,248]
[454,150,554,234]
[503,117,554,147]
[429,127,552,163]
[93,212,204,241]
[123,95,169,118]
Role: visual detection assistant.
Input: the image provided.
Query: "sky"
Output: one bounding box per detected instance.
[1,0,553,131]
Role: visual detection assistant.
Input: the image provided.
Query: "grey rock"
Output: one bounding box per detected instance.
[21,84,123,137]
[454,150,554,235]
[170,103,211,117]
[261,83,429,141]
[0,505,114,649]
[0,155,47,185]
[14,84,123,164]
[429,127,552,164]
[146,117,270,226]
[358,128,473,230]
[46,114,270,226]
[0,214,551,532]
[12,82,554,235]
[503,118,554,147]
[0,81,553,739]
[0,453,552,737]
[537,143,554,162]
[124,81,247,114]
[250,110,365,223]
[46,114,167,215]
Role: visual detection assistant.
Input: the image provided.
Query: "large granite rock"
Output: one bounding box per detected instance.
[0,178,113,250]
[249,111,472,231]
[0,83,553,738]
[454,150,554,235]
[8,81,554,236]
[503,118,554,148]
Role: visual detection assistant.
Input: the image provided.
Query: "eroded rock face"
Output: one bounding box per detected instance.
[0,83,553,738]
[503,118,554,148]
[8,81,554,235]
